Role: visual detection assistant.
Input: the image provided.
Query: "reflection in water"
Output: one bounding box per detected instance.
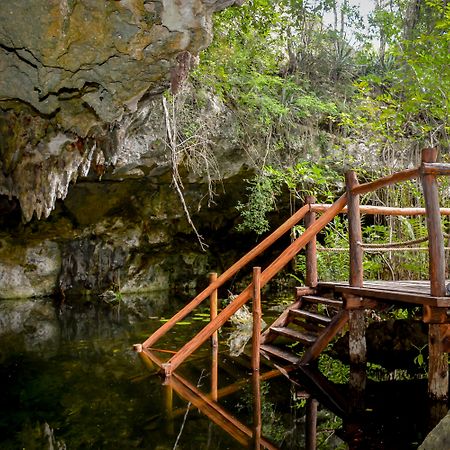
[0,296,446,449]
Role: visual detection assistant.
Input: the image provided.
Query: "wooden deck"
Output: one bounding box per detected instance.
[318,280,450,307]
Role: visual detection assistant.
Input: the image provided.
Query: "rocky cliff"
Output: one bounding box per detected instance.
[0,0,243,221]
[0,0,252,300]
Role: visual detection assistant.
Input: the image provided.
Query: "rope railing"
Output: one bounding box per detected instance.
[318,246,450,252]
[315,232,450,252]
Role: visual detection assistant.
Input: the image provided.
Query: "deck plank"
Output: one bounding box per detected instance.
[318,280,450,307]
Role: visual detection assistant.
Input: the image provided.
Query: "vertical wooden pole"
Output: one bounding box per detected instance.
[252,267,262,373]
[252,370,262,449]
[211,343,218,402]
[305,397,318,450]
[346,170,367,410]
[421,148,448,402]
[164,384,174,435]
[346,171,364,288]
[252,267,262,449]
[209,272,218,401]
[305,196,318,288]
[210,272,218,349]
[421,148,446,296]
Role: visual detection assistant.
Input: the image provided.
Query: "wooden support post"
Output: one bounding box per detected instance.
[305,398,318,450]
[211,342,218,402]
[210,272,219,401]
[252,267,262,373]
[305,196,318,288]
[252,370,262,449]
[421,147,448,402]
[346,171,367,409]
[210,272,218,349]
[164,384,174,435]
[252,269,262,446]
[346,171,363,288]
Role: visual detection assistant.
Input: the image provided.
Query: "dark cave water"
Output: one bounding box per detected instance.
[0,294,444,449]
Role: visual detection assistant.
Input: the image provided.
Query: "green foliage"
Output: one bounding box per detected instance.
[236,161,342,234]
[318,353,349,384]
[236,174,282,234]
[192,0,347,158]
[413,344,428,373]
[316,216,350,282]
[354,0,450,146]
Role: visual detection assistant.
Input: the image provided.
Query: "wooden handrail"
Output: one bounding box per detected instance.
[352,168,419,195]
[161,194,348,376]
[311,204,450,216]
[422,162,450,176]
[141,204,310,348]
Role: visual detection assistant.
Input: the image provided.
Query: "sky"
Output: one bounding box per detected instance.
[323,0,377,45]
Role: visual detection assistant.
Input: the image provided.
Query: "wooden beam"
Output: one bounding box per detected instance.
[305,398,318,450]
[428,325,449,400]
[352,168,419,196]
[346,171,363,288]
[346,171,367,408]
[252,267,262,373]
[305,196,318,287]
[252,371,262,449]
[423,306,449,324]
[422,162,450,176]
[421,149,446,297]
[210,272,218,350]
[311,204,450,216]
[330,285,450,307]
[421,147,448,402]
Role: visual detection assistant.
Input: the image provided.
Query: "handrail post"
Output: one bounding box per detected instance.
[421,148,446,296]
[252,267,262,373]
[346,170,366,411]
[346,171,363,288]
[421,147,448,402]
[305,196,318,288]
[210,273,219,349]
[209,272,219,401]
[252,267,262,449]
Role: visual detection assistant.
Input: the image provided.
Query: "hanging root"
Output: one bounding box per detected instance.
[162,95,208,251]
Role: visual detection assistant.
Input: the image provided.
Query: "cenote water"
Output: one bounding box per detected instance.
[0,294,442,449]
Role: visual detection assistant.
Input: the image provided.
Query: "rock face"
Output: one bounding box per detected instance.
[0,0,255,301]
[419,412,450,449]
[0,0,243,221]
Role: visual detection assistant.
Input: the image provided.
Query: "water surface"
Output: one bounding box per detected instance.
[0,294,442,449]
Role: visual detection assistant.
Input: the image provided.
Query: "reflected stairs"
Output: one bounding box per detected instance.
[260,287,349,367]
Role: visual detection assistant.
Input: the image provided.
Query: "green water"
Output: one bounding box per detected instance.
[0,295,441,449]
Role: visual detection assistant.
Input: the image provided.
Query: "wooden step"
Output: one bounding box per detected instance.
[301,295,343,308]
[260,344,302,365]
[270,327,317,344]
[289,309,332,325]
[292,318,322,334]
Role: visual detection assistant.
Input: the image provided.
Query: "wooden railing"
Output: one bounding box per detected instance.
[137,148,450,378]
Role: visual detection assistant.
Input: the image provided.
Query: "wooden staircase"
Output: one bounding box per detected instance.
[260,287,349,367]
[137,150,450,393]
